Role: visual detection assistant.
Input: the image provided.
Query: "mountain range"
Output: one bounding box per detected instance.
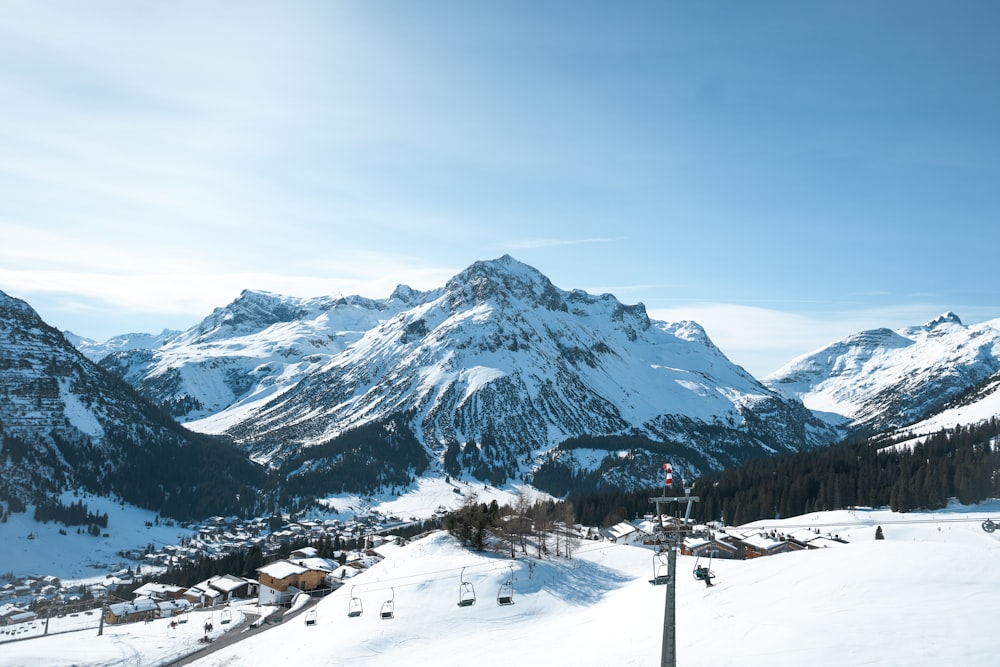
[4,255,1000,520]
[83,256,842,493]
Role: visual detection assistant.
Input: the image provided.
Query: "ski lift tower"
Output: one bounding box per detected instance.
[649,463,699,667]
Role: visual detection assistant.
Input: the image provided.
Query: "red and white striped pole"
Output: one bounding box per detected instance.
[663,463,673,488]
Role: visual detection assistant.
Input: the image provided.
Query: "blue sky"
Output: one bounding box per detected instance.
[2,1,999,377]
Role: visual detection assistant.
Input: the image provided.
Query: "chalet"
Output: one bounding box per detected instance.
[290,546,319,559]
[1,607,37,626]
[681,535,741,560]
[133,582,186,601]
[0,604,28,626]
[601,520,640,544]
[206,574,252,602]
[736,531,792,559]
[156,599,193,618]
[183,581,222,607]
[257,559,328,605]
[104,596,159,625]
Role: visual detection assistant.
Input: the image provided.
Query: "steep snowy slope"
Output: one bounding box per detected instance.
[765,312,1000,433]
[0,289,265,520]
[98,287,428,423]
[218,256,838,489]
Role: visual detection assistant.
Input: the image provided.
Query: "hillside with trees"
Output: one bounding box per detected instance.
[567,419,1000,528]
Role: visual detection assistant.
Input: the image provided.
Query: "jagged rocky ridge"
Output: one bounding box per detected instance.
[98,256,840,494]
[0,290,265,520]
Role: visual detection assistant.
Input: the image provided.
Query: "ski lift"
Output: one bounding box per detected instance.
[692,550,716,587]
[220,608,232,625]
[497,565,515,606]
[649,550,670,586]
[347,586,363,618]
[304,608,317,626]
[458,567,476,608]
[983,519,997,533]
[380,588,395,620]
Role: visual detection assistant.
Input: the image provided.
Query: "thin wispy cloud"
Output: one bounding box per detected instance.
[1,2,997,369]
[504,237,625,250]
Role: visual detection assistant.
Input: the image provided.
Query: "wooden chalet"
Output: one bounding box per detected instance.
[257,559,328,605]
[104,596,158,625]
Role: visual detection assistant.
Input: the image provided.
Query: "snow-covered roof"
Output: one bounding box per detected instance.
[291,557,338,573]
[156,599,192,613]
[258,560,309,580]
[133,582,185,598]
[208,574,249,593]
[108,596,158,617]
[740,534,785,551]
[604,521,638,540]
[683,535,712,549]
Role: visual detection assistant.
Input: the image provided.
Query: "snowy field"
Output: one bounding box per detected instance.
[0,493,196,582]
[4,502,999,666]
[0,605,247,667]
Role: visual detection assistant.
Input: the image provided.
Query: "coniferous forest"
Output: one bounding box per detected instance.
[569,419,1000,528]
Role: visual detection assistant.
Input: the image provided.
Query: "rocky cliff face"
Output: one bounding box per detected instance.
[0,290,264,520]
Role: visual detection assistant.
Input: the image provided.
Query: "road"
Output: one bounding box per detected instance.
[165,597,318,666]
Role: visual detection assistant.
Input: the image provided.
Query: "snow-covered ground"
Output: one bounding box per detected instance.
[0,493,196,583]
[0,604,248,666]
[315,476,535,521]
[4,502,1000,667]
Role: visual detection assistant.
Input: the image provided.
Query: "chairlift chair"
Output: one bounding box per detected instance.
[305,608,317,626]
[649,550,670,586]
[458,567,476,607]
[692,551,716,585]
[347,586,363,618]
[380,588,395,620]
[497,565,515,606]
[220,608,232,625]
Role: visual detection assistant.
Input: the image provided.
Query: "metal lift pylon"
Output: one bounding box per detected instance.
[649,466,699,667]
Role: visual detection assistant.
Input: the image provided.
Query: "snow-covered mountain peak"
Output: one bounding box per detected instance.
[766,313,1000,432]
[200,257,838,491]
[444,255,567,313]
[926,311,963,329]
[179,289,327,345]
[56,256,840,494]
[388,283,430,304]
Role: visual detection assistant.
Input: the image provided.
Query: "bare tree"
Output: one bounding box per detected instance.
[560,501,578,559]
[532,501,551,558]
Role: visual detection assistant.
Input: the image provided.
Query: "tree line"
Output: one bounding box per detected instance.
[32,497,108,528]
[565,419,1000,528]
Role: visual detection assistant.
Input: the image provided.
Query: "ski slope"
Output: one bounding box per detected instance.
[4,504,1000,666]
